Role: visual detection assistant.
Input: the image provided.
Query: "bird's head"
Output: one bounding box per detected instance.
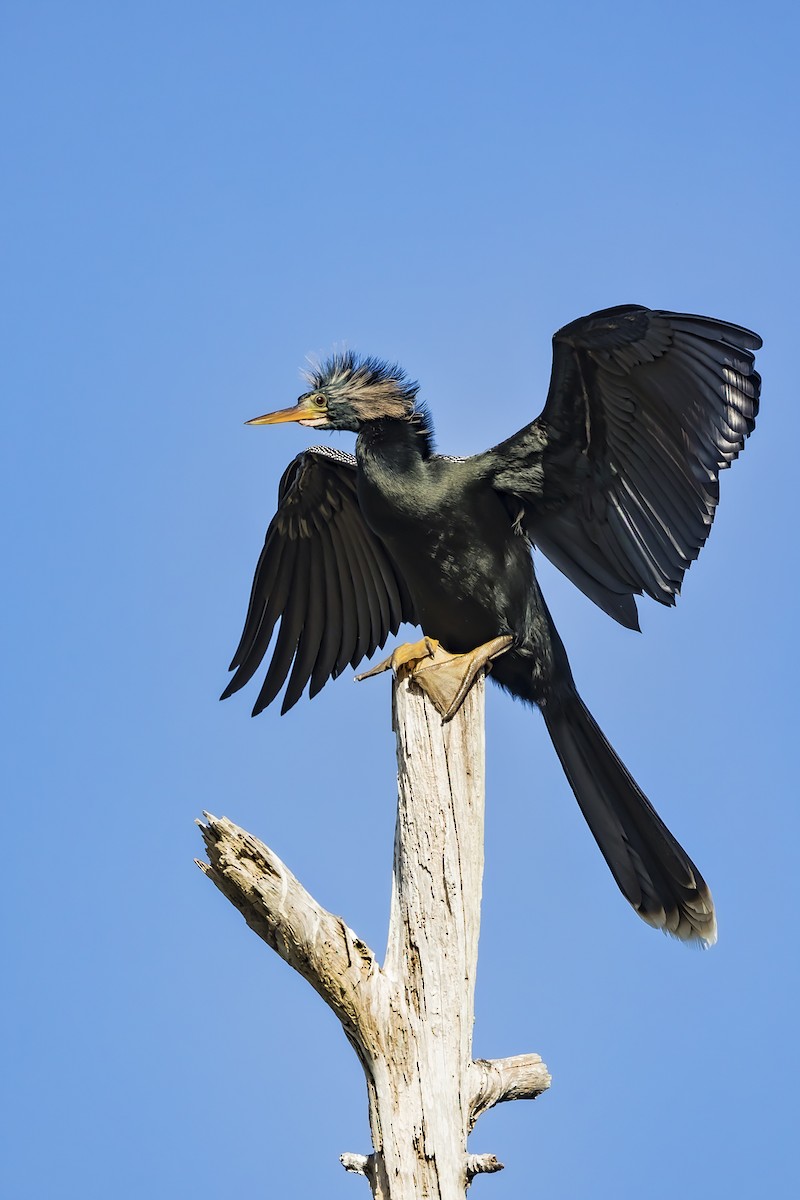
[247,352,419,434]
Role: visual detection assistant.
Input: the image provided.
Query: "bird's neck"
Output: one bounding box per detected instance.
[356,410,434,466]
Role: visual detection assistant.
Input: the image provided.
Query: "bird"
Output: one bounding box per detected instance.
[221,304,761,946]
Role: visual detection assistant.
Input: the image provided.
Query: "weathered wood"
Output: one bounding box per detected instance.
[197,669,550,1198]
[362,672,499,1198]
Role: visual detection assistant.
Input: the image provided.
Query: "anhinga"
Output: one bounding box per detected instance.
[222,305,761,946]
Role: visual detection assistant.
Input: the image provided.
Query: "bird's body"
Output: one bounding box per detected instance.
[223,305,762,946]
[359,440,531,656]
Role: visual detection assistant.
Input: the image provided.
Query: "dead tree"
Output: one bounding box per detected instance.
[197,667,550,1198]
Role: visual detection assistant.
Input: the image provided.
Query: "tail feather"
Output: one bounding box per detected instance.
[543,691,716,945]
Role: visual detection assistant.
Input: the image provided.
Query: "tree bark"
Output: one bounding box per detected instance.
[197,670,549,1197]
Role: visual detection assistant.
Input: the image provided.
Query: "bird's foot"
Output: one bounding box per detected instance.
[355,637,441,682]
[356,635,513,723]
[413,635,513,721]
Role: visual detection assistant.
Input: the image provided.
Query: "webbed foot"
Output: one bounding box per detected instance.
[356,635,513,722]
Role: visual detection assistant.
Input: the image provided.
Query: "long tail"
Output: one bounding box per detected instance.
[542,689,716,945]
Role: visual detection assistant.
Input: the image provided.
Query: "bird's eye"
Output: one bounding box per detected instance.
[312,394,326,408]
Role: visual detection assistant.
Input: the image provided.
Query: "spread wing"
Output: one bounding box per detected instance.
[483,306,761,629]
[222,446,416,715]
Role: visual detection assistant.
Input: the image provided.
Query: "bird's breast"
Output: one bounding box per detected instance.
[356,458,534,651]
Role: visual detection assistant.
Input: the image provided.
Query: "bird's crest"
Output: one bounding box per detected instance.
[303,351,419,420]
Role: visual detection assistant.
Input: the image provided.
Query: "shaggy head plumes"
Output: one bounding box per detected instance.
[303,351,419,423]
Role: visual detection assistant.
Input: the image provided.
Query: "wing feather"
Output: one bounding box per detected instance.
[328,517,362,676]
[222,447,414,714]
[335,516,377,667]
[309,525,346,697]
[221,536,294,695]
[348,517,394,652]
[253,536,311,715]
[227,531,285,672]
[281,536,327,714]
[482,306,761,625]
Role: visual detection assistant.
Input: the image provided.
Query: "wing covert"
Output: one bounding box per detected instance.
[222,446,415,714]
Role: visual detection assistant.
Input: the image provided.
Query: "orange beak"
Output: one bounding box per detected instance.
[246,397,328,428]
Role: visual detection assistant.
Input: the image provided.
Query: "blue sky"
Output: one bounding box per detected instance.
[3,2,797,1196]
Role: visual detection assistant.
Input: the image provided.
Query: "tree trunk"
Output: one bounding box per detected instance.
[197,670,549,1198]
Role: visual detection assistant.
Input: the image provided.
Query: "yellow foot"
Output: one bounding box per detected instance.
[355,637,441,682]
[356,635,513,722]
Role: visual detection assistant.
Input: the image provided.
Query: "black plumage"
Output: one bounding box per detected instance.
[222,305,762,945]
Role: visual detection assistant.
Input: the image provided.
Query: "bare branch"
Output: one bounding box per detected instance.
[466,1154,504,1182]
[340,1153,375,1181]
[197,813,381,1041]
[468,1054,552,1126]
